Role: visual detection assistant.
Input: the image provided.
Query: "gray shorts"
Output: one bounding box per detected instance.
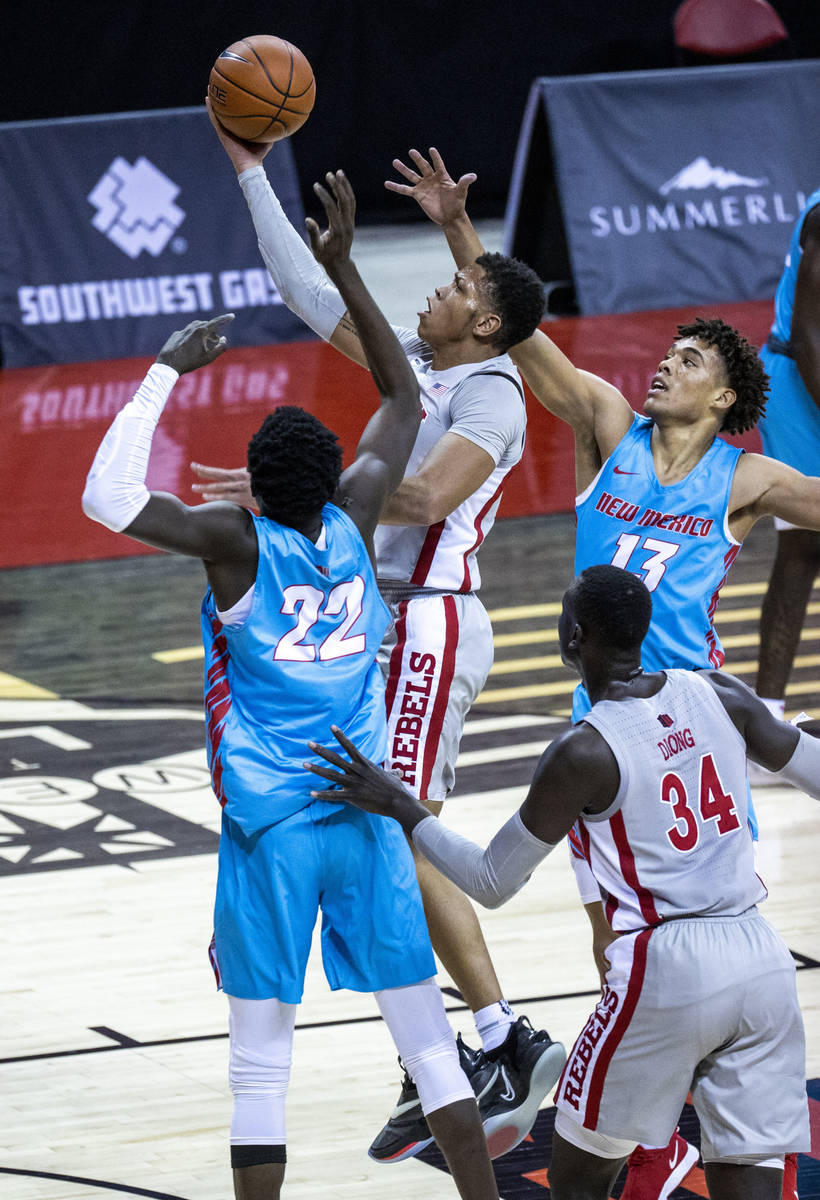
[378,590,493,804]
[555,910,809,1160]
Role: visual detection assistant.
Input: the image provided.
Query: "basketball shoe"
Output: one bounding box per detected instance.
[477,1016,567,1159]
[619,1129,699,1200]
[367,1033,499,1163]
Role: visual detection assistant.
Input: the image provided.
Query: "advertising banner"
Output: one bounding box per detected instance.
[0,108,310,365]
[504,61,820,315]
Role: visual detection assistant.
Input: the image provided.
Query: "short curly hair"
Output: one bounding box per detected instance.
[676,316,769,435]
[247,406,342,527]
[571,564,653,652]
[475,251,545,354]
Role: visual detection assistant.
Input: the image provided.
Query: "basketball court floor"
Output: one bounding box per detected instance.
[2,221,819,1198]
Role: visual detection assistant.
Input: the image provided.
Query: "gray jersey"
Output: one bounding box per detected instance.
[578,670,766,931]
[373,328,526,591]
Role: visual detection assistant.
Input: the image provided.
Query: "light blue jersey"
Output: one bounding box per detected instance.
[202,503,391,837]
[758,187,820,477]
[573,414,743,721]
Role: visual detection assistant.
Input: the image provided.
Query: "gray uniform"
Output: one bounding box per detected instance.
[555,671,809,1159]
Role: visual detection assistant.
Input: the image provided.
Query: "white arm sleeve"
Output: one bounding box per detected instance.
[238,166,347,341]
[81,363,178,532]
[569,844,602,905]
[779,728,820,798]
[411,810,556,909]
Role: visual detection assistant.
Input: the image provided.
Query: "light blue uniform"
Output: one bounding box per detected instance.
[572,416,758,837]
[758,187,820,478]
[204,504,436,1002]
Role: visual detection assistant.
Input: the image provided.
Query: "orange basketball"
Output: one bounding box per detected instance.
[208,34,316,143]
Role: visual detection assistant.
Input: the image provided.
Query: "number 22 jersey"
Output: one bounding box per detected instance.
[201,504,391,836]
[575,413,743,680]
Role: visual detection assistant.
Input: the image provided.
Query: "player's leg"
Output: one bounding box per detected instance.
[228,994,297,1200]
[376,978,499,1200]
[756,527,820,701]
[704,1162,783,1200]
[548,1123,630,1200]
[376,592,565,1157]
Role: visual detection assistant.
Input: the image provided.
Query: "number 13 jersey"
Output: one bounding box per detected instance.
[201,504,391,836]
[578,669,765,932]
[575,414,743,675]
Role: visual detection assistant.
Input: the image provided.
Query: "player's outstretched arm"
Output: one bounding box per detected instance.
[307,173,421,549]
[792,202,820,409]
[82,315,256,574]
[386,147,484,268]
[206,98,367,367]
[305,722,617,908]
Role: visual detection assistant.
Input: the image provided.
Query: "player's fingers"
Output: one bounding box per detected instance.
[390,158,420,183]
[428,147,450,177]
[190,463,246,481]
[312,180,335,222]
[333,170,356,218]
[408,148,432,175]
[307,741,350,770]
[456,173,477,191]
[384,180,414,197]
[303,761,347,784]
[328,725,369,764]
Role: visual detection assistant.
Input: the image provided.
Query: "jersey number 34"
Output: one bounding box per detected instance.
[660,753,742,852]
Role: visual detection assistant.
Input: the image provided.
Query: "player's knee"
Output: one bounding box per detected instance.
[229,1039,292,1098]
[403,1031,474,1116]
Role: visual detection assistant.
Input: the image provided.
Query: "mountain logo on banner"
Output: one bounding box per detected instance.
[88,157,186,259]
[659,157,768,196]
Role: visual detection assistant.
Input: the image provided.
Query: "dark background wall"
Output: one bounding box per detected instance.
[7,1,819,222]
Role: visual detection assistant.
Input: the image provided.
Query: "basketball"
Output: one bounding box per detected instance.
[208,34,316,143]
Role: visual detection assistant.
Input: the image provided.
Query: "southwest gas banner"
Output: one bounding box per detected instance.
[504,60,820,315]
[0,108,310,366]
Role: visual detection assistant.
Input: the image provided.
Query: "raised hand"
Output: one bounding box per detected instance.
[305,170,356,271]
[156,313,234,375]
[385,147,476,226]
[206,96,274,174]
[190,463,256,508]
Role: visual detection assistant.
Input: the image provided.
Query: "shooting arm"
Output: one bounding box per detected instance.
[238,166,365,364]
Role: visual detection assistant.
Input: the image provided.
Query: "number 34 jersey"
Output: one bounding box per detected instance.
[575,414,743,672]
[201,504,391,836]
[579,669,766,932]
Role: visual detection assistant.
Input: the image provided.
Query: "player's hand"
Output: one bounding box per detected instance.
[206,96,274,173]
[156,314,234,375]
[190,463,257,509]
[306,171,356,270]
[385,147,476,227]
[306,726,423,826]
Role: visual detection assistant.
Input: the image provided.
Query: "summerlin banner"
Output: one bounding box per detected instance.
[0,108,310,366]
[504,60,820,315]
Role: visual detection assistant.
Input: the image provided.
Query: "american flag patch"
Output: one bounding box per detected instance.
[427,381,451,396]
[657,713,674,728]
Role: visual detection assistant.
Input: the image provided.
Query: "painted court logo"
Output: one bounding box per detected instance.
[88,157,185,259]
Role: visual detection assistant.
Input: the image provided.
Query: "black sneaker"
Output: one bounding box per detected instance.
[478,1016,566,1159]
[368,1060,433,1163]
[367,1037,500,1164]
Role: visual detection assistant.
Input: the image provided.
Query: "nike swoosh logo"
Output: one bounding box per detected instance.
[392,1098,421,1117]
[668,1142,681,1170]
[498,1064,516,1103]
[613,466,638,475]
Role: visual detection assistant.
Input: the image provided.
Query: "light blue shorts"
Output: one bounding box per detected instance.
[210,798,436,1002]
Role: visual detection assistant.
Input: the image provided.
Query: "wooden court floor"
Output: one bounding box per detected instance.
[2,511,820,1199]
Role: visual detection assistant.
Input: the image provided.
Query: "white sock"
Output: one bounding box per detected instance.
[474,1000,515,1053]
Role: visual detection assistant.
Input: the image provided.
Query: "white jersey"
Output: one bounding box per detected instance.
[374,329,526,592]
[576,670,766,932]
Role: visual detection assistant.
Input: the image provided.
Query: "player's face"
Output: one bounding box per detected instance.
[645,338,730,423]
[417,264,491,346]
